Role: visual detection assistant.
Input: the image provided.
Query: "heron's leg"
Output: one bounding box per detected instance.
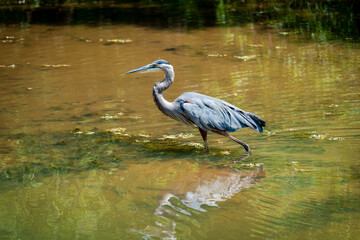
[212,130,250,153]
[199,128,209,153]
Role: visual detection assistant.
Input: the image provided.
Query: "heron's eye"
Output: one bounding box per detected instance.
[152,64,157,68]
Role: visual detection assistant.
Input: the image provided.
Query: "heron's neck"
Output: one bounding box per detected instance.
[153,66,175,115]
[154,67,174,94]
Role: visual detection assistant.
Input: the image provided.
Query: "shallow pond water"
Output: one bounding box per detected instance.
[1,12,360,240]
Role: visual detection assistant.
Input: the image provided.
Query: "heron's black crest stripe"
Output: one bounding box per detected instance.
[154,60,170,65]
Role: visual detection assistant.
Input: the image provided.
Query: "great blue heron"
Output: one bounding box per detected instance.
[123,60,265,153]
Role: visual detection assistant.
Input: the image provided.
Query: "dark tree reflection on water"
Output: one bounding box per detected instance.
[0,0,359,42]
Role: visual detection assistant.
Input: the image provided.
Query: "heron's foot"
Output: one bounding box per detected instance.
[203,146,209,156]
[243,144,250,153]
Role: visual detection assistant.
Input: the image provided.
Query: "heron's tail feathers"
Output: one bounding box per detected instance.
[247,112,266,133]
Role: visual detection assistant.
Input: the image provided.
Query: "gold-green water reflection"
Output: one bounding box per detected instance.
[0,24,359,239]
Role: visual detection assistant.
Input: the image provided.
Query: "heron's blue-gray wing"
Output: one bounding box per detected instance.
[178,93,265,133]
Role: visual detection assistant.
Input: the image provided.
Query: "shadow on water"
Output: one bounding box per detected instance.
[0,128,259,185]
[0,120,352,186]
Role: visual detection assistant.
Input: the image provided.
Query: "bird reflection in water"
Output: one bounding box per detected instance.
[133,157,265,239]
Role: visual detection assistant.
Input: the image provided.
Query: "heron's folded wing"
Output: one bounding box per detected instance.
[181,98,253,132]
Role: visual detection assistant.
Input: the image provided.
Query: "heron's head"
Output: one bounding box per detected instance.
[123,60,172,75]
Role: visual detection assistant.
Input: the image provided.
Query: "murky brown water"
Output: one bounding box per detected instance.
[1,23,360,239]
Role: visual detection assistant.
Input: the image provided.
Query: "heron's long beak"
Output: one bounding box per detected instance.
[123,64,154,75]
